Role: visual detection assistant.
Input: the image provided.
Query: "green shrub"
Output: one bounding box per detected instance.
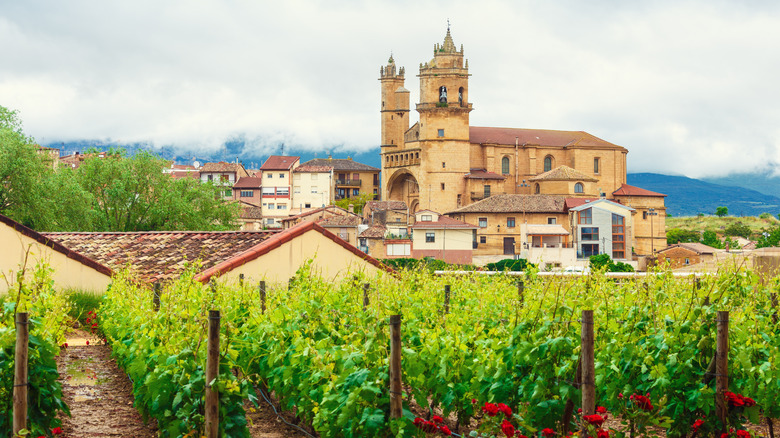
[484,258,534,272]
[67,290,104,324]
[723,222,752,239]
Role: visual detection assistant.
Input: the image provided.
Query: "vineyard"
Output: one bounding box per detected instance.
[3,261,780,437]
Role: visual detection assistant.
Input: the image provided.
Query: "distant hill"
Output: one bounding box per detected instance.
[702,170,780,198]
[627,173,780,217]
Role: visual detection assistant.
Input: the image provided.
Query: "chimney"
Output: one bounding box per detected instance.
[348,204,354,214]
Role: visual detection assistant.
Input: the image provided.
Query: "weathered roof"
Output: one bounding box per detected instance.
[260,156,300,170]
[281,205,355,223]
[564,198,601,210]
[293,165,333,173]
[301,158,379,172]
[526,224,569,235]
[447,194,567,214]
[319,216,362,227]
[365,200,407,211]
[412,216,477,229]
[659,242,719,255]
[359,225,387,239]
[470,126,625,150]
[530,165,598,182]
[612,184,667,197]
[42,230,277,284]
[200,162,250,177]
[568,198,635,212]
[239,201,263,220]
[233,177,262,189]
[465,169,506,180]
[0,214,112,277]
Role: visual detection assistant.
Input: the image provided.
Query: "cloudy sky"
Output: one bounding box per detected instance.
[2,0,779,178]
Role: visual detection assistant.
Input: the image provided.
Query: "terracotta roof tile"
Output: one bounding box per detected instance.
[200,162,250,177]
[319,216,362,227]
[42,230,277,284]
[464,169,506,180]
[294,165,333,173]
[470,126,625,150]
[260,155,300,170]
[233,177,263,189]
[612,184,667,197]
[530,165,598,182]
[564,198,601,209]
[281,205,355,222]
[359,225,387,238]
[446,194,566,214]
[365,200,407,211]
[301,158,379,172]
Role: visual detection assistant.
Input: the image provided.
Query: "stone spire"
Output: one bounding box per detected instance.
[441,26,457,53]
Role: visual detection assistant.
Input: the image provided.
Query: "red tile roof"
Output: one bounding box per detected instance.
[318,216,362,227]
[412,216,477,229]
[43,230,277,284]
[564,197,601,209]
[464,169,506,180]
[365,201,407,211]
[233,177,262,189]
[0,214,112,276]
[196,221,392,282]
[470,126,625,150]
[612,184,667,197]
[260,156,300,170]
[447,194,566,214]
[280,205,355,223]
[530,165,598,182]
[200,162,250,177]
[294,165,333,173]
[359,225,387,239]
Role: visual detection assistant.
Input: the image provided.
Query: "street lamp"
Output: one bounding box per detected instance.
[648,208,659,255]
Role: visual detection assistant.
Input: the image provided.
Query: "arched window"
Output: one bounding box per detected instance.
[458,87,464,106]
[501,156,510,174]
[574,182,584,193]
[535,183,540,194]
[439,86,448,103]
[544,156,553,172]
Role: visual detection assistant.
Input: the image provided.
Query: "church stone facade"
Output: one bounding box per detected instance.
[381,28,630,214]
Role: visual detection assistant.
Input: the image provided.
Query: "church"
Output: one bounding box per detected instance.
[379,27,667,258]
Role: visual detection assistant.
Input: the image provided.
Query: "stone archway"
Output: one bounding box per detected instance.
[386,169,419,211]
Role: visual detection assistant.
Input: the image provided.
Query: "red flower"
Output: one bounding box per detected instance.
[439,425,452,436]
[692,419,705,432]
[51,427,63,435]
[483,402,500,417]
[629,393,654,411]
[517,435,529,438]
[86,340,90,345]
[596,406,607,414]
[618,393,623,399]
[583,414,605,428]
[541,428,556,437]
[735,431,751,438]
[597,430,610,438]
[413,417,438,433]
[472,398,477,404]
[432,415,444,423]
[501,419,516,437]
[497,402,512,418]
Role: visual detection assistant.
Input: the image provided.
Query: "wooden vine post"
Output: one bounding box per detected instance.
[259,281,267,314]
[716,311,729,435]
[517,280,524,305]
[13,312,29,435]
[205,310,220,438]
[444,285,451,314]
[239,273,244,288]
[581,310,595,418]
[389,314,403,419]
[153,282,161,312]
[363,283,370,311]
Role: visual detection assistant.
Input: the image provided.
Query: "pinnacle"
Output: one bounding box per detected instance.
[442,26,457,53]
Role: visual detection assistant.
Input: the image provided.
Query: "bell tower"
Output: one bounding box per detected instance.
[379,55,410,201]
[415,26,473,213]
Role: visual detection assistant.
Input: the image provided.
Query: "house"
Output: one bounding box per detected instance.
[410,210,477,264]
[237,201,263,231]
[200,162,250,198]
[611,184,667,256]
[655,242,719,269]
[363,200,410,230]
[233,176,263,205]
[0,214,112,293]
[259,156,300,228]
[569,199,635,261]
[358,225,387,256]
[35,145,60,169]
[300,157,381,201]
[280,205,359,229]
[291,164,334,213]
[44,221,389,286]
[318,214,362,248]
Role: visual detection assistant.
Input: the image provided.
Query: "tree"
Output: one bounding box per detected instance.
[666,228,700,245]
[700,230,723,249]
[757,225,780,248]
[333,192,374,215]
[715,206,728,217]
[723,221,752,239]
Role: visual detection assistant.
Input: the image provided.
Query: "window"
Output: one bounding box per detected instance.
[685,258,690,265]
[507,217,516,227]
[266,173,272,178]
[483,185,491,198]
[535,183,540,194]
[279,173,284,178]
[581,227,599,241]
[439,86,447,102]
[438,129,444,138]
[305,203,311,208]
[501,157,510,174]
[574,182,584,193]
[441,183,445,190]
[353,188,359,196]
[612,214,625,259]
[478,217,487,228]
[457,194,462,206]
[267,203,275,210]
[643,211,648,219]
[425,232,435,243]
[266,218,274,225]
[480,236,487,244]
[582,244,599,257]
[421,215,432,222]
[579,208,592,224]
[278,204,287,210]
[458,87,464,105]
[240,190,254,197]
[442,162,446,168]
[207,174,213,181]
[548,217,556,224]
[221,174,229,182]
[276,187,289,196]
[594,158,600,174]
[544,156,553,172]
[293,186,301,194]
[311,187,318,193]
[224,189,231,197]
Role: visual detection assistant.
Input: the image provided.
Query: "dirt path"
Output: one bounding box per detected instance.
[246,388,316,438]
[56,329,157,437]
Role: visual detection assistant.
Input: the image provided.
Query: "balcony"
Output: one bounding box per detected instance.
[335,179,361,187]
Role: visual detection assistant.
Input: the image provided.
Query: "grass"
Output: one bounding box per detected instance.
[66,290,104,324]
[666,215,778,236]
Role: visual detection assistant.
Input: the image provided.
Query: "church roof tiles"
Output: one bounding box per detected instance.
[447,194,567,214]
[469,126,625,150]
[530,165,598,182]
